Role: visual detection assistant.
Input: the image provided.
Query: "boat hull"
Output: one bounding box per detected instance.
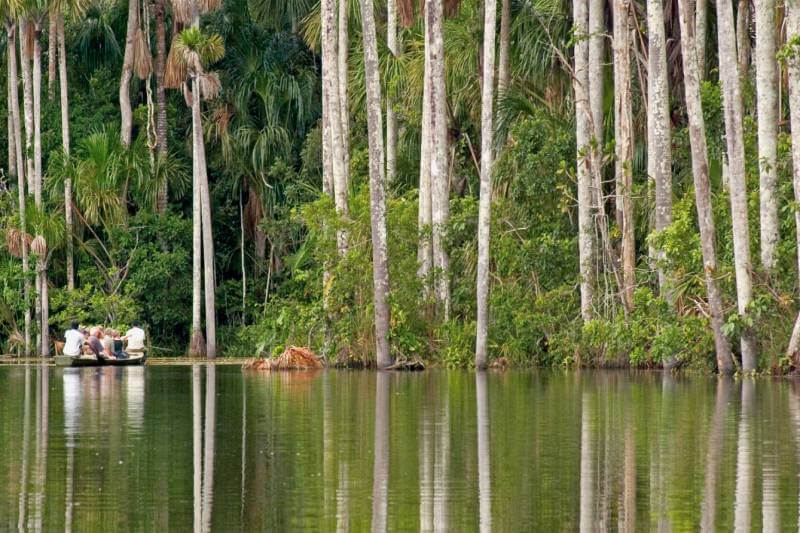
[55,353,147,367]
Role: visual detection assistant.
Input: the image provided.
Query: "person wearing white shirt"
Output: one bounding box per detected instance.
[63,321,85,357]
[123,320,146,353]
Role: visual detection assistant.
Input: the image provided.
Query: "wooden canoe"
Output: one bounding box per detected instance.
[54,353,147,367]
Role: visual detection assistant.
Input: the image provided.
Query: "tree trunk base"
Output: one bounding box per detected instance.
[188,329,206,358]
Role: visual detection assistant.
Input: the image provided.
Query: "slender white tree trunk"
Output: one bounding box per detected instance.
[386,0,398,183]
[429,0,450,318]
[188,86,205,357]
[498,0,511,94]
[697,0,708,78]
[322,0,349,255]
[120,0,138,148]
[418,12,433,290]
[14,51,31,355]
[737,0,751,75]
[784,0,800,363]
[8,23,24,186]
[647,0,673,296]
[589,0,605,200]
[360,0,393,369]
[718,0,757,371]
[574,0,594,321]
[475,0,497,369]
[58,14,74,291]
[32,17,42,206]
[47,11,55,100]
[755,0,779,271]
[7,63,15,179]
[678,0,735,373]
[20,18,34,193]
[614,0,635,312]
[338,0,350,189]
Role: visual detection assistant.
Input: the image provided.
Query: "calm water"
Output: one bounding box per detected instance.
[1,367,800,531]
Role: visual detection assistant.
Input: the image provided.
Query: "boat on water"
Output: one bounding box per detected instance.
[55,353,147,367]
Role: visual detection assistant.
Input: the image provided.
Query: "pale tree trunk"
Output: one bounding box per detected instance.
[39,257,49,356]
[47,11,55,100]
[359,0,393,369]
[32,17,42,206]
[696,0,708,78]
[498,0,511,94]
[9,23,24,186]
[338,0,350,188]
[418,12,433,290]
[155,0,169,212]
[475,0,497,370]
[755,0,778,271]
[647,0,673,296]
[429,0,450,318]
[322,0,349,255]
[784,0,800,364]
[737,0,751,76]
[58,14,74,291]
[120,0,139,148]
[574,0,594,321]
[614,0,635,312]
[677,0,735,373]
[20,18,34,193]
[15,91,31,355]
[386,0,398,184]
[718,0,757,371]
[7,73,14,178]
[188,85,205,357]
[321,44,335,345]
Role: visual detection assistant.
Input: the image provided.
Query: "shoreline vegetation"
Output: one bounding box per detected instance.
[3,0,800,374]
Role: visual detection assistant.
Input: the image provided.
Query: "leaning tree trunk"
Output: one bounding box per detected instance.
[677,0,735,373]
[574,0,594,321]
[737,0,751,75]
[155,0,169,212]
[359,0,393,369]
[20,17,34,193]
[475,0,497,370]
[696,0,708,78]
[386,0,398,184]
[497,0,511,94]
[338,0,350,189]
[784,0,800,363]
[647,0,673,297]
[718,0,757,371]
[613,0,635,312]
[755,0,779,271]
[120,0,139,148]
[57,13,74,291]
[417,12,433,290]
[429,0,450,319]
[47,11,55,100]
[322,0,349,255]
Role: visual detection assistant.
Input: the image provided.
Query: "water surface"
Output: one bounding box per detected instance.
[1,366,799,530]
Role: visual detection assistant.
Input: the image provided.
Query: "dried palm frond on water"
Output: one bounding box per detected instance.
[244,346,323,371]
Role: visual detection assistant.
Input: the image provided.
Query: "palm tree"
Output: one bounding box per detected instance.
[475,0,497,370]
[154,0,168,212]
[386,0,398,183]
[359,0,392,369]
[119,0,139,148]
[784,0,800,362]
[174,27,225,358]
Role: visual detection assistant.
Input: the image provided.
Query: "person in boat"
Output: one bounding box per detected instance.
[63,321,85,357]
[86,327,113,360]
[123,320,146,356]
[101,328,117,358]
[105,328,128,359]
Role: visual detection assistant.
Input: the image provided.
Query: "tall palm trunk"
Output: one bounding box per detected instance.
[9,23,23,185]
[475,0,497,369]
[20,18,34,193]
[155,0,169,212]
[32,17,42,205]
[386,0,398,183]
[614,0,635,311]
[696,0,708,78]
[188,111,205,356]
[574,0,594,321]
[47,11,55,100]
[647,0,672,296]
[7,68,15,179]
[120,0,139,148]
[783,0,800,363]
[359,0,392,369]
[677,0,734,373]
[417,12,433,289]
[338,0,350,189]
[718,0,757,371]
[497,0,511,93]
[429,0,450,318]
[15,104,31,356]
[58,13,73,290]
[755,0,778,271]
[737,0,751,75]
[322,0,349,255]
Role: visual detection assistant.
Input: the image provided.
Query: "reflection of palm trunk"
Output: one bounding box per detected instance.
[240,375,247,526]
[787,384,800,530]
[193,365,202,532]
[476,372,491,533]
[419,390,433,532]
[734,380,754,532]
[202,365,216,532]
[31,366,48,530]
[579,392,594,533]
[63,369,80,532]
[433,388,449,532]
[621,417,635,532]
[700,378,731,532]
[371,372,390,532]
[18,366,31,530]
[336,462,350,533]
